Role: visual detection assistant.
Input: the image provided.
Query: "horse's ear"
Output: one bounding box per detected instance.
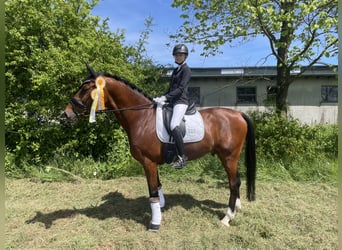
[86,63,97,78]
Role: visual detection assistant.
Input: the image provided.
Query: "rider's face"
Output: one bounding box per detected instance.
[174,53,186,64]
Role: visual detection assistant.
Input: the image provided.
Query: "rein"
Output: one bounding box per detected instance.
[70,101,155,118]
[99,102,155,113]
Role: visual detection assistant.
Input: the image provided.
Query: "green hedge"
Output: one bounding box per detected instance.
[5,111,337,182]
[249,111,337,161]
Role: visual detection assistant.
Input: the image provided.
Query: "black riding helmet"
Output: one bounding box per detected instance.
[172,44,189,56]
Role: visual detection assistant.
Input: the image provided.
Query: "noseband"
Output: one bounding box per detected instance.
[70,97,86,109]
[68,78,94,117]
[70,97,87,117]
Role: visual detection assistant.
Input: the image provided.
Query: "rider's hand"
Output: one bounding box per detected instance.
[153,96,167,104]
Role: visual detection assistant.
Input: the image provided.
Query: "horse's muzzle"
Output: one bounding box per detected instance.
[60,104,78,124]
[58,111,71,125]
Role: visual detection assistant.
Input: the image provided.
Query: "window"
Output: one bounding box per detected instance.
[188,87,200,104]
[321,85,337,102]
[236,87,257,104]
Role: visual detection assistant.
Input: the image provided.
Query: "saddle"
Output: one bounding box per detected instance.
[155,102,205,163]
[156,102,204,143]
[162,102,197,139]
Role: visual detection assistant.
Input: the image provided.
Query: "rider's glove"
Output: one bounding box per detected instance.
[153,96,167,104]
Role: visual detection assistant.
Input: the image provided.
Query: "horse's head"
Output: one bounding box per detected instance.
[62,64,98,122]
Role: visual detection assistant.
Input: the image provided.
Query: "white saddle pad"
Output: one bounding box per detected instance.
[156,104,205,143]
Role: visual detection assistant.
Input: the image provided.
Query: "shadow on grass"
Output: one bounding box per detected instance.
[25,192,227,229]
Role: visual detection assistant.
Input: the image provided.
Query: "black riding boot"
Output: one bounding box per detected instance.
[171,126,187,169]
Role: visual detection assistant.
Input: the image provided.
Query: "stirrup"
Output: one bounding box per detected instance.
[172,155,187,169]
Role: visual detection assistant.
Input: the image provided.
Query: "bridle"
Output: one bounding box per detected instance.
[69,97,88,117]
[67,78,93,118]
[69,95,155,118]
[68,78,156,118]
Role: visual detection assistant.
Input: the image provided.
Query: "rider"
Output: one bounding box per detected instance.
[154,44,191,169]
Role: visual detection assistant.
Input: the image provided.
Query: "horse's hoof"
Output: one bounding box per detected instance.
[148,224,160,232]
[220,215,230,227]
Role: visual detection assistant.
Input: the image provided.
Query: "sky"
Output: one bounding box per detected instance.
[92,0,337,68]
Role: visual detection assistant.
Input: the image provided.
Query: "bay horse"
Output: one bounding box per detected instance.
[63,65,256,231]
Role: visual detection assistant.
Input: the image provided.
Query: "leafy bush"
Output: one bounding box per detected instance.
[5,0,166,179]
[308,124,338,157]
[5,112,135,179]
[248,111,337,161]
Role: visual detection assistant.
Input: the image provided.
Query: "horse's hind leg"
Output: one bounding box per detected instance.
[220,157,241,226]
[157,171,165,208]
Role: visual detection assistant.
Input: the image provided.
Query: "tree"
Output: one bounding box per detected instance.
[5,0,163,171]
[171,0,338,114]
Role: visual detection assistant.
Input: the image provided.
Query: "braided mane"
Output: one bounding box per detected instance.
[103,73,153,101]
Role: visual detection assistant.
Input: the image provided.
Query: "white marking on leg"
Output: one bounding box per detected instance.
[235,198,241,211]
[227,207,236,219]
[221,215,230,227]
[221,207,236,227]
[150,201,161,226]
[158,188,165,208]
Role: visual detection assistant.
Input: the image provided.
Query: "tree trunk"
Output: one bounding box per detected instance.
[276,63,290,116]
[275,1,295,116]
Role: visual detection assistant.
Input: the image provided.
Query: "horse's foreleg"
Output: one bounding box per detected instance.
[149,172,165,231]
[142,160,163,231]
[221,158,241,227]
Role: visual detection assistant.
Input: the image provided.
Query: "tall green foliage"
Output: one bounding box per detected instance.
[171,0,338,114]
[249,111,338,161]
[5,0,164,174]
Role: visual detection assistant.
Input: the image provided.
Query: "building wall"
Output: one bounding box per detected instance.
[287,77,337,124]
[190,76,337,125]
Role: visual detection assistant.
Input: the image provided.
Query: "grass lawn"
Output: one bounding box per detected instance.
[5,177,337,249]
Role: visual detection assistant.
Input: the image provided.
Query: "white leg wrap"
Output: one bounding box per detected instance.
[158,188,165,208]
[221,207,236,227]
[150,202,161,225]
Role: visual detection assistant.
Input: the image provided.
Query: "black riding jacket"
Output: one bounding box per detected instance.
[165,63,191,106]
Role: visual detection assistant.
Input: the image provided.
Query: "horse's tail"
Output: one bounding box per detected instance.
[241,113,256,201]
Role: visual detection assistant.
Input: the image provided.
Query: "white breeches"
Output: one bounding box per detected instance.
[170,104,188,131]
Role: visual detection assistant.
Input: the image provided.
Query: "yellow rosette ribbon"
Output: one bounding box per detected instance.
[89,76,106,123]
